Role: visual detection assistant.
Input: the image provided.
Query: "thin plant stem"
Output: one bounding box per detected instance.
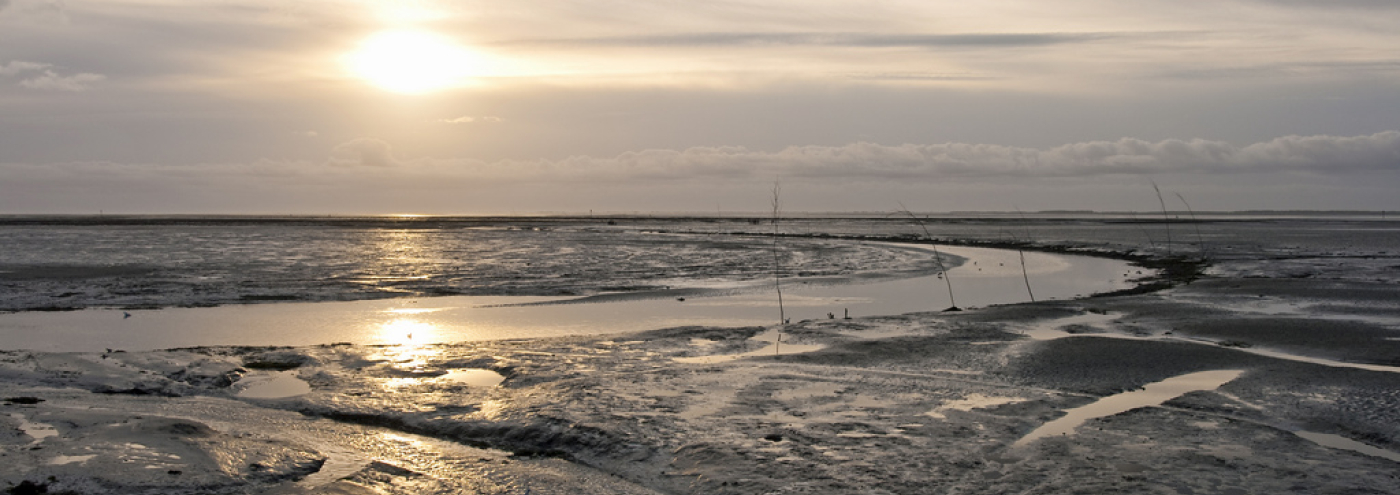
[771,180,785,356]
[898,203,958,311]
[1151,181,1172,256]
[1175,192,1206,260]
[1130,211,1157,249]
[1014,208,1036,302]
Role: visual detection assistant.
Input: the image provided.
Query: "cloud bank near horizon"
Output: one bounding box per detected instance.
[372,131,1400,181]
[2,132,1396,214]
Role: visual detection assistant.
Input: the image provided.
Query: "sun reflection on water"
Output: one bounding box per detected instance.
[386,307,443,315]
[380,318,439,346]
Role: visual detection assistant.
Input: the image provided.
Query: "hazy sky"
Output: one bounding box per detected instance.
[2,0,1397,214]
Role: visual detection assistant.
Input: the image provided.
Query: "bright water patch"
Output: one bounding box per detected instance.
[10,412,58,444]
[236,371,312,399]
[439,369,505,387]
[927,394,1027,419]
[47,454,96,465]
[1294,431,1400,463]
[1014,369,1243,448]
[1020,312,1122,340]
[674,328,826,363]
[0,245,1146,352]
[1217,346,1400,374]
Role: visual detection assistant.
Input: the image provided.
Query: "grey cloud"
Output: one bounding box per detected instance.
[3,133,1394,214]
[844,72,997,82]
[5,0,67,21]
[329,138,399,167]
[0,60,102,91]
[18,70,105,91]
[1159,60,1400,81]
[434,116,503,124]
[1247,0,1400,8]
[459,132,1400,182]
[0,60,49,75]
[510,31,1130,49]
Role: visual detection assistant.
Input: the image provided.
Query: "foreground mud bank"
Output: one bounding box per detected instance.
[5,273,1400,494]
[4,217,1400,494]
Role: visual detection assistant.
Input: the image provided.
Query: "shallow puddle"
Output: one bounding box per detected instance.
[438,369,505,387]
[1021,311,1400,375]
[236,371,312,399]
[673,343,826,364]
[9,412,58,444]
[674,328,826,363]
[1014,369,1243,448]
[1020,312,1122,340]
[1294,431,1400,463]
[927,394,1027,419]
[1216,346,1400,374]
[47,454,96,466]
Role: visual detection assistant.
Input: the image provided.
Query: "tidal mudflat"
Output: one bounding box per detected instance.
[2,215,1398,494]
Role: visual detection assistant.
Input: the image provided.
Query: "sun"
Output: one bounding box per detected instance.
[345,30,482,94]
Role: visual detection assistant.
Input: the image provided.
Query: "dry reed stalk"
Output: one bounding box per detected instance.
[1175,192,1207,260]
[1151,181,1172,256]
[771,180,785,356]
[1014,208,1036,302]
[898,203,959,311]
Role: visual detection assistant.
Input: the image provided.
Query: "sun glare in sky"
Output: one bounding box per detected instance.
[345,30,484,94]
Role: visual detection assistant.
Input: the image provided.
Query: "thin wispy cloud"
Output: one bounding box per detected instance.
[843,72,997,82]
[0,60,49,76]
[1248,0,1400,9]
[18,71,105,91]
[509,31,1137,49]
[1,0,67,22]
[435,116,503,124]
[328,138,399,168]
[0,60,105,91]
[1158,60,1400,81]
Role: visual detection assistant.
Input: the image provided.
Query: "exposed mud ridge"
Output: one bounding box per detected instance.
[304,408,651,465]
[879,236,1205,289]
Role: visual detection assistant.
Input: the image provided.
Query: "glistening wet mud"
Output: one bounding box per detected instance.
[4,216,1400,494]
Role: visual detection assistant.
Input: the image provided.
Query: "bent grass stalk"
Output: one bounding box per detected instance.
[772,180,785,356]
[1175,192,1206,260]
[1129,211,1157,249]
[898,203,958,311]
[1151,181,1172,256]
[1014,208,1036,302]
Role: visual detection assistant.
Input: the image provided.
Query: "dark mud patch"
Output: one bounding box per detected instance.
[0,264,156,281]
[1000,338,1276,395]
[631,325,767,342]
[241,350,318,370]
[1007,405,1400,495]
[1174,318,1400,366]
[303,408,649,467]
[780,323,1018,370]
[1179,278,1400,301]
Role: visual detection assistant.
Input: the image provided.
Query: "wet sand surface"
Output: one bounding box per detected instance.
[3,216,1399,494]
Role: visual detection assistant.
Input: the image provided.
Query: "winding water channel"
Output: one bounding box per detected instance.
[0,245,1144,352]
